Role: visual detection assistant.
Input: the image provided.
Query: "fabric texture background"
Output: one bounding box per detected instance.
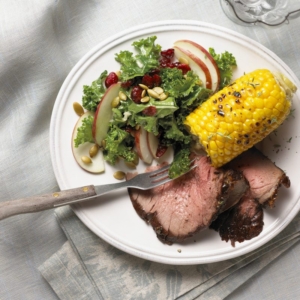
[1,0,300,299]
[38,207,300,300]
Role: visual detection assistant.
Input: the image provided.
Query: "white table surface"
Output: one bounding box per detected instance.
[1,1,300,299]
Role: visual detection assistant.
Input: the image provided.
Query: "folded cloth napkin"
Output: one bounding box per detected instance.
[39,207,300,300]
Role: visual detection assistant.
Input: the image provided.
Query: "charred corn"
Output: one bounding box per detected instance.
[185,69,296,168]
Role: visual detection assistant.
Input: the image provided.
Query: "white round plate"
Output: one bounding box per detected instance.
[50,20,300,265]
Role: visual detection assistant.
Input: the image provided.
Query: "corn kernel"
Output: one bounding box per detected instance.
[185,69,294,167]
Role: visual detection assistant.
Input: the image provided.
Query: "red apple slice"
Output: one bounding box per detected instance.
[147,131,159,158]
[72,112,105,173]
[92,82,121,146]
[174,40,220,92]
[135,127,153,164]
[174,45,212,90]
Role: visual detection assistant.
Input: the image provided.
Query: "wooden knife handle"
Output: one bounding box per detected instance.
[0,185,96,220]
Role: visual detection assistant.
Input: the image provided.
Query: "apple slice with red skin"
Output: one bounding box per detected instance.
[147,131,159,158]
[92,82,121,146]
[135,127,153,164]
[174,45,212,90]
[72,112,105,173]
[147,131,168,158]
[174,40,220,92]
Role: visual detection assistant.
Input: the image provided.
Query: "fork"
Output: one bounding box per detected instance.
[0,161,196,220]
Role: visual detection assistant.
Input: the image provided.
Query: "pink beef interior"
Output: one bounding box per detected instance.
[227,147,290,207]
[127,155,248,244]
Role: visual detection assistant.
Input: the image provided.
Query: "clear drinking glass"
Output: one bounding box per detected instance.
[220,0,300,26]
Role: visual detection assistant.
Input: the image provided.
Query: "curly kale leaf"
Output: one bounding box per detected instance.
[158,116,191,145]
[74,115,94,147]
[209,48,237,89]
[158,67,212,143]
[82,70,108,112]
[160,68,200,98]
[103,125,135,165]
[168,147,191,179]
[115,36,161,81]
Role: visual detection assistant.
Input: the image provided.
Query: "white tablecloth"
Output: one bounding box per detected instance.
[1,1,300,299]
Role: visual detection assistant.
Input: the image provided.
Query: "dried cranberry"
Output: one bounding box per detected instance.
[160,62,167,68]
[161,49,174,60]
[156,144,168,158]
[105,72,119,88]
[141,74,153,88]
[152,74,161,87]
[162,61,191,75]
[149,68,160,75]
[176,63,191,74]
[131,86,143,103]
[121,79,134,89]
[159,57,171,67]
[142,106,157,116]
[125,126,135,137]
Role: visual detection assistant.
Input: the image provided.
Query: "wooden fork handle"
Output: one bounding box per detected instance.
[0,185,96,220]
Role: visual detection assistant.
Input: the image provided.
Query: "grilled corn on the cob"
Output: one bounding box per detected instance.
[185,69,296,168]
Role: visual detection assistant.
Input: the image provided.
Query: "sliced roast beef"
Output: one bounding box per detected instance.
[210,196,264,247]
[226,147,290,208]
[211,147,290,246]
[127,155,248,244]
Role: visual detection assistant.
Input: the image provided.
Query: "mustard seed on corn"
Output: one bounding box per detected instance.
[185,69,295,168]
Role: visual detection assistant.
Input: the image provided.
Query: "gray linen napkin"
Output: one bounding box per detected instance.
[39,207,300,300]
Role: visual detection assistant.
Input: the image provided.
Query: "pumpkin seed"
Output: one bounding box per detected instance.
[132,152,139,165]
[125,161,136,169]
[147,89,160,99]
[111,96,120,108]
[101,140,106,148]
[139,84,148,90]
[119,91,127,101]
[141,89,146,98]
[179,57,189,65]
[81,156,92,164]
[152,87,164,95]
[89,144,99,158]
[141,96,150,103]
[73,102,84,116]
[113,171,126,180]
[115,70,121,77]
[159,92,168,101]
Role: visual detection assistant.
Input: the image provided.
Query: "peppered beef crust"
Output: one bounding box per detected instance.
[211,147,290,246]
[210,196,264,247]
